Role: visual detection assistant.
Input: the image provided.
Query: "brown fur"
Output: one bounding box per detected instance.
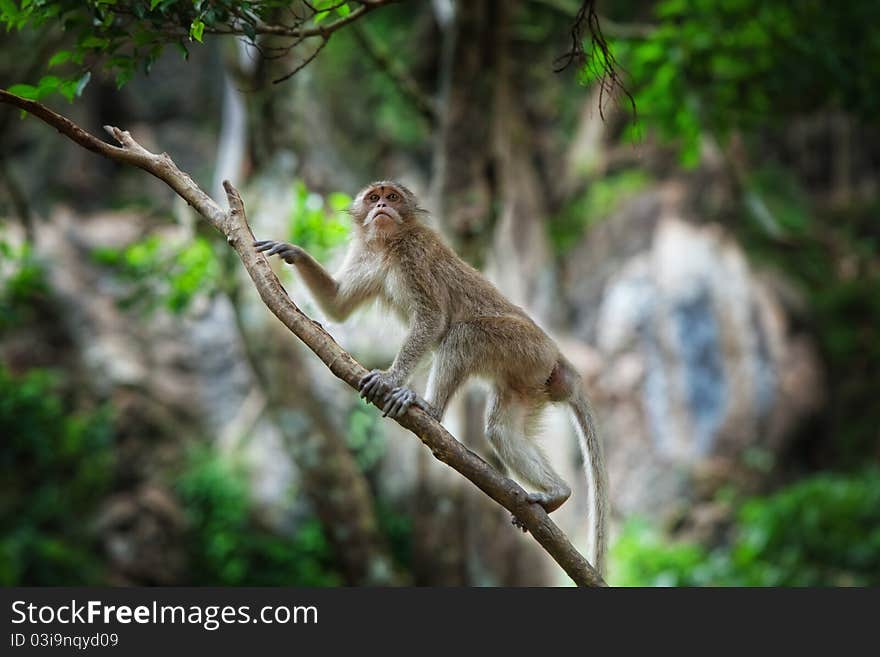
[255,181,608,575]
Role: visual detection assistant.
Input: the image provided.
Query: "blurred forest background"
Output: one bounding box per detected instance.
[1,0,879,586]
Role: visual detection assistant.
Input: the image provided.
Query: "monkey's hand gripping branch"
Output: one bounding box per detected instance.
[0,90,605,587]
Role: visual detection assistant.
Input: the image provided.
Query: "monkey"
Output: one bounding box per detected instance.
[254,180,608,575]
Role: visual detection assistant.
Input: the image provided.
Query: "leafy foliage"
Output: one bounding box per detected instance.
[1,0,355,98]
[598,0,880,164]
[287,180,351,262]
[91,235,219,314]
[0,236,50,330]
[612,469,880,586]
[549,171,649,253]
[0,365,114,585]
[175,446,342,586]
[612,519,717,587]
[732,471,880,585]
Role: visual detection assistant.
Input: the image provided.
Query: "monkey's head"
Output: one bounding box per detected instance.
[350,181,423,234]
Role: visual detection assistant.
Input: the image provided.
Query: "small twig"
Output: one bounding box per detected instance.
[208,0,398,39]
[554,0,636,121]
[0,89,606,587]
[272,35,330,84]
[531,0,656,38]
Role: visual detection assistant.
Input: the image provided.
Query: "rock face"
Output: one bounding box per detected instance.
[563,184,823,520]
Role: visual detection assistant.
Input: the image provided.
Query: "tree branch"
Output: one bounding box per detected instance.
[207,0,399,38]
[553,0,636,121]
[0,90,606,588]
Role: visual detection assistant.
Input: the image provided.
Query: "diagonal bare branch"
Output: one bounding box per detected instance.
[0,89,606,588]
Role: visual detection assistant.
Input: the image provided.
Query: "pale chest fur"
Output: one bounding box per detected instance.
[381,265,415,317]
[339,239,414,319]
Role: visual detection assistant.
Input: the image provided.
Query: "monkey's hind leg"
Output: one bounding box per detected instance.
[486,390,571,527]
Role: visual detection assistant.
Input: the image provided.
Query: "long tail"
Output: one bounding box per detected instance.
[568,389,608,577]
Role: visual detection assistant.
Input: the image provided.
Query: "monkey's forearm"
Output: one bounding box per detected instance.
[387,317,444,384]
[358,315,443,419]
[255,239,368,321]
[292,249,338,308]
[294,251,369,322]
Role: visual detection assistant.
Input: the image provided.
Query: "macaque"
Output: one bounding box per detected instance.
[254,181,608,574]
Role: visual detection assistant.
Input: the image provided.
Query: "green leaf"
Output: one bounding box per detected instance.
[35,75,59,92]
[189,18,204,42]
[336,3,351,17]
[48,50,72,68]
[6,84,39,100]
[313,11,329,24]
[58,80,77,102]
[80,36,110,50]
[0,0,18,21]
[115,68,133,89]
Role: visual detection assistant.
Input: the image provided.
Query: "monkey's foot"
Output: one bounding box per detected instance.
[382,387,431,419]
[526,488,571,514]
[511,514,528,533]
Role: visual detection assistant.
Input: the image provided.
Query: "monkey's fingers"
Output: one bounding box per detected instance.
[383,388,410,417]
[266,243,293,257]
[358,371,378,395]
[363,384,386,403]
[253,239,278,251]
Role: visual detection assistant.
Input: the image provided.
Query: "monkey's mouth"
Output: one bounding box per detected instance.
[366,210,401,225]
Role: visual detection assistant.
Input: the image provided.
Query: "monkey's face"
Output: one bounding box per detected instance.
[352,181,416,232]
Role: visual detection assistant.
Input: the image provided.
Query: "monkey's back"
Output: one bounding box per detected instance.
[388,223,560,386]
[388,222,525,317]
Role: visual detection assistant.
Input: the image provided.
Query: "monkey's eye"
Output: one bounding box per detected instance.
[387,192,399,202]
[368,193,380,202]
